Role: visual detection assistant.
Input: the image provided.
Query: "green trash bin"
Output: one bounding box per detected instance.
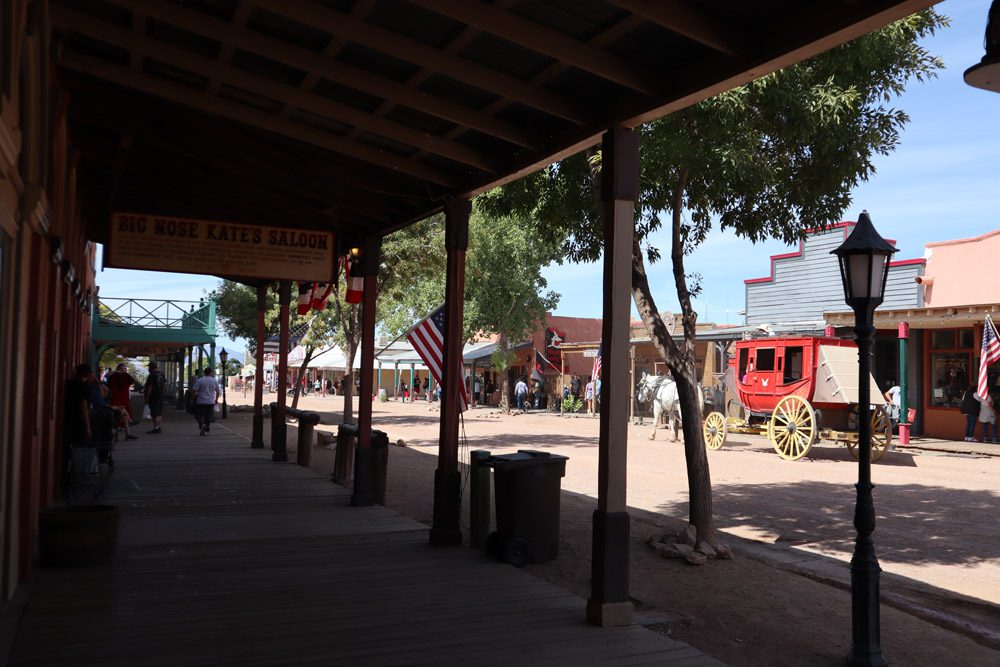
[486,450,568,567]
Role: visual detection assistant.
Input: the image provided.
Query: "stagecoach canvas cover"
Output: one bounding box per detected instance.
[813,345,886,406]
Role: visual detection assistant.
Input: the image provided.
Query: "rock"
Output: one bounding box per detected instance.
[715,543,734,560]
[676,524,698,546]
[684,551,708,566]
[697,542,717,559]
[673,543,695,556]
[651,542,681,558]
[315,431,336,446]
[396,439,407,448]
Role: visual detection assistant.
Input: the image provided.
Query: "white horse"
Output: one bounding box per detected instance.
[636,372,703,441]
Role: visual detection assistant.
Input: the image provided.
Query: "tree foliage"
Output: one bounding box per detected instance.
[465,209,560,412]
[478,9,947,545]
[214,281,277,351]
[378,215,446,338]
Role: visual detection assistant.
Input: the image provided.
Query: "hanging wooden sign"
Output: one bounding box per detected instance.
[106,212,336,282]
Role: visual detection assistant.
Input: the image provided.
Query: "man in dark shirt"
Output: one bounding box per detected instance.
[64,364,93,446]
[144,361,167,434]
[570,374,581,399]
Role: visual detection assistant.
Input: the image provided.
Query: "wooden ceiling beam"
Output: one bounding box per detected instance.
[114,0,540,149]
[74,139,398,231]
[52,5,501,173]
[252,0,591,124]
[75,143,335,218]
[343,0,515,143]
[77,158,336,226]
[63,79,439,204]
[57,56,464,189]
[207,1,254,95]
[409,0,664,95]
[421,13,645,160]
[86,174,386,236]
[607,0,744,58]
[277,0,375,120]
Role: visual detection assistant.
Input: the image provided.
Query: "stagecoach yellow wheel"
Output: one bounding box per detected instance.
[847,406,893,463]
[768,395,817,461]
[703,412,727,450]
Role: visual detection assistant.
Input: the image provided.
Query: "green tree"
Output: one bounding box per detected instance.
[378,209,560,413]
[288,305,339,410]
[378,215,446,338]
[465,209,559,413]
[479,10,946,546]
[214,281,277,350]
[213,280,339,411]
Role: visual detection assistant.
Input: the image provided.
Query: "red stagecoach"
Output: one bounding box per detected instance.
[701,336,892,461]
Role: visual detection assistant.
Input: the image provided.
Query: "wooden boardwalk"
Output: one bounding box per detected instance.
[8,421,721,666]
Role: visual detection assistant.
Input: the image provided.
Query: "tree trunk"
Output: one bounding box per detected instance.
[497,334,511,414]
[290,349,314,410]
[342,338,358,424]
[333,299,361,425]
[629,167,715,546]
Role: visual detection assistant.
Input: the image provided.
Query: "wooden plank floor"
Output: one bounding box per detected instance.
[8,420,722,666]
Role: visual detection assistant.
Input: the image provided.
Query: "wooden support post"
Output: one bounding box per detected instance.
[588,127,638,628]
[176,351,186,410]
[630,344,636,421]
[352,236,380,507]
[431,198,470,546]
[273,281,291,462]
[294,410,320,467]
[470,450,492,550]
[251,285,267,449]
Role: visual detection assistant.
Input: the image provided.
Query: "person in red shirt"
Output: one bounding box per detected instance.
[107,363,139,440]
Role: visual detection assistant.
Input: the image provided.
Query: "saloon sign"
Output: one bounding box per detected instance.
[106,213,337,282]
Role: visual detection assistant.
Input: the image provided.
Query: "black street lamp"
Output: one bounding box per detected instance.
[965,1,1000,93]
[219,348,229,419]
[832,211,896,667]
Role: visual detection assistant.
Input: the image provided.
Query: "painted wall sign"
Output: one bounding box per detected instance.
[106,212,336,282]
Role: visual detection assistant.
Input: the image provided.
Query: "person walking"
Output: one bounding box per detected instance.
[514,376,529,412]
[144,361,166,434]
[193,367,221,436]
[961,385,979,442]
[570,374,581,399]
[107,363,139,440]
[585,376,595,415]
[976,390,996,443]
[883,380,901,427]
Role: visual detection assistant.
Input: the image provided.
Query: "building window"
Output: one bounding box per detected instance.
[929,327,974,408]
[930,330,954,349]
[783,346,803,384]
[738,347,749,380]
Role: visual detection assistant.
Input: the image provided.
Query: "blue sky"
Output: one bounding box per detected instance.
[544,0,1000,323]
[95,0,999,350]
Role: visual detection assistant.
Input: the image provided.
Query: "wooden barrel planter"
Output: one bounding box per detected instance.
[39,505,119,567]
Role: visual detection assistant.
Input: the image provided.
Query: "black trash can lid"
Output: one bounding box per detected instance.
[487,449,568,469]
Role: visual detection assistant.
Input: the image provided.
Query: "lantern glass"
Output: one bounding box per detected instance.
[845,252,889,300]
[219,348,228,363]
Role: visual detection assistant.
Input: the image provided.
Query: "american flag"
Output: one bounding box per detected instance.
[407,305,467,411]
[978,315,1000,398]
[592,343,602,399]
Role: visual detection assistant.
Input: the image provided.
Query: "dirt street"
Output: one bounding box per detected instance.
[219,393,1000,666]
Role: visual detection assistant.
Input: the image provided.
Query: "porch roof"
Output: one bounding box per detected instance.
[50,0,935,251]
